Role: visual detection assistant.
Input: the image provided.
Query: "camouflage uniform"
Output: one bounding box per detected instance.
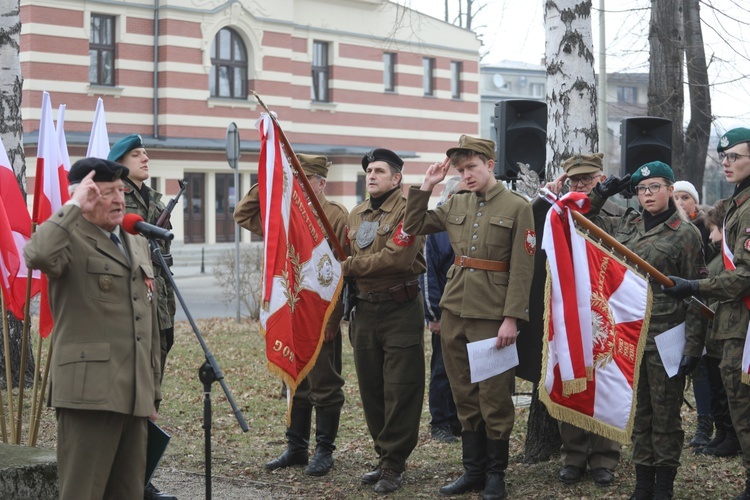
[124,179,175,373]
[589,192,705,468]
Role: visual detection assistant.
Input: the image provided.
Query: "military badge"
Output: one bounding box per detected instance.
[392,221,415,247]
[745,239,750,253]
[145,277,154,303]
[746,228,750,234]
[640,166,651,176]
[99,275,113,292]
[720,135,729,148]
[525,229,536,255]
[356,220,379,248]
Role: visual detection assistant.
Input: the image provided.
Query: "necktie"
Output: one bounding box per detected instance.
[110,232,129,262]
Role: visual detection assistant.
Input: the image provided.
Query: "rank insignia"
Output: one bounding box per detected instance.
[392,221,415,247]
[525,229,536,255]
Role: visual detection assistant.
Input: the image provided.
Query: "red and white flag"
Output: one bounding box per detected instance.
[56,104,72,172]
[32,91,70,337]
[86,98,110,159]
[540,193,651,444]
[0,138,40,320]
[256,113,342,393]
[721,226,750,385]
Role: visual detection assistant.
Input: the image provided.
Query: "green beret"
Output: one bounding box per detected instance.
[718,127,750,152]
[362,148,403,172]
[297,153,331,178]
[562,153,603,177]
[630,160,675,188]
[446,134,495,161]
[68,157,129,184]
[107,134,144,162]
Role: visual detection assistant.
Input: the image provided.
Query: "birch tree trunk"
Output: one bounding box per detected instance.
[0,0,35,389]
[682,0,710,194]
[648,0,685,178]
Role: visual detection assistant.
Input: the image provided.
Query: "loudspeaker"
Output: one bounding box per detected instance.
[494,99,547,180]
[620,117,672,177]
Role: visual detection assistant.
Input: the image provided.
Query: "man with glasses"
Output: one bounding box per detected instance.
[535,153,625,486]
[663,127,750,500]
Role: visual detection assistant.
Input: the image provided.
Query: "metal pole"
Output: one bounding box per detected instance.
[234,166,241,323]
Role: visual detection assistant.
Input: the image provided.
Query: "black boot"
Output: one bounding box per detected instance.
[689,415,713,447]
[653,466,677,500]
[265,405,311,471]
[483,439,509,500]
[305,409,341,476]
[439,430,487,496]
[629,464,655,500]
[736,470,750,500]
[699,424,727,455]
[714,426,742,457]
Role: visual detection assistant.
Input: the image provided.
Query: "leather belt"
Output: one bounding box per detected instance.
[357,280,420,303]
[453,256,509,272]
[356,290,396,303]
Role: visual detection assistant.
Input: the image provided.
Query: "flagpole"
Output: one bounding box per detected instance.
[30,338,51,447]
[2,295,15,444]
[14,304,29,443]
[570,210,714,318]
[251,91,346,262]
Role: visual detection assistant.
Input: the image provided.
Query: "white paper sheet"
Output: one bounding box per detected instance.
[467,337,519,383]
[654,322,687,378]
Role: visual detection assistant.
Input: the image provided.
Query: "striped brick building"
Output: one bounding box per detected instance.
[20,0,481,244]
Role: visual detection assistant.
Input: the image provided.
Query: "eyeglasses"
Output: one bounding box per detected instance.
[565,174,599,187]
[718,152,750,163]
[634,183,668,195]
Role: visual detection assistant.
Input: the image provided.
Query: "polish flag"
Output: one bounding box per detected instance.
[540,193,651,444]
[86,98,110,159]
[56,105,72,172]
[32,92,70,337]
[0,138,40,320]
[256,113,343,393]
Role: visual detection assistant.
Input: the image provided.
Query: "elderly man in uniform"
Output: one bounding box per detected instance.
[663,127,750,500]
[108,134,177,500]
[345,148,426,494]
[404,135,535,499]
[234,154,348,476]
[25,158,161,500]
[538,153,624,486]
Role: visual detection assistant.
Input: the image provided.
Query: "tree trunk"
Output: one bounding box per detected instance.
[0,0,35,389]
[681,0,711,195]
[523,384,561,463]
[648,0,685,178]
[544,0,598,180]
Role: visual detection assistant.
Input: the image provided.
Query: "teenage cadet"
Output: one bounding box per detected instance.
[663,127,750,500]
[109,134,176,500]
[404,135,535,500]
[344,148,426,494]
[589,161,705,500]
[540,153,624,486]
[234,154,347,476]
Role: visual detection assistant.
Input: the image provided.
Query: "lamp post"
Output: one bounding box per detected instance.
[225,122,241,323]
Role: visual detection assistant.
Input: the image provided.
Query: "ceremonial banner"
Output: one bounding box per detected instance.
[32,92,70,337]
[540,193,651,444]
[0,139,40,319]
[721,226,750,385]
[256,113,343,392]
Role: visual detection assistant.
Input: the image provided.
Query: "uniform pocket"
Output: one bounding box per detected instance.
[487,215,514,247]
[86,256,125,303]
[447,214,467,244]
[56,342,111,403]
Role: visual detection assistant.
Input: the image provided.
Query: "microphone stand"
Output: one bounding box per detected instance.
[148,238,248,500]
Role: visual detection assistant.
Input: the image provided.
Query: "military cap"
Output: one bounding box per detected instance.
[562,153,604,177]
[630,160,675,188]
[107,134,145,162]
[361,148,403,172]
[297,153,331,178]
[446,135,495,160]
[717,127,750,152]
[68,157,129,184]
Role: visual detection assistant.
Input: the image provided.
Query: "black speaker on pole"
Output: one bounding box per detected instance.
[620,117,672,177]
[494,99,547,180]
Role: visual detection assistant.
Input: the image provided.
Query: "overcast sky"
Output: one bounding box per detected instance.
[396,0,750,134]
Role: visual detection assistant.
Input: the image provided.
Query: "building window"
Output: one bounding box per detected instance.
[617,86,638,105]
[312,41,330,102]
[450,61,462,99]
[89,14,115,86]
[423,57,435,96]
[530,83,545,98]
[384,52,396,92]
[210,28,248,99]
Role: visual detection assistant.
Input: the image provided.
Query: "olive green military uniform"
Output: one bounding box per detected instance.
[698,183,750,474]
[404,182,534,439]
[344,188,426,474]
[234,184,347,411]
[589,192,705,468]
[124,179,176,374]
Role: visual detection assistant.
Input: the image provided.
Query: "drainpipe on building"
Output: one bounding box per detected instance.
[153,0,160,139]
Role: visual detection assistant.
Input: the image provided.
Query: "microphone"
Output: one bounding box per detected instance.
[122,213,174,241]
